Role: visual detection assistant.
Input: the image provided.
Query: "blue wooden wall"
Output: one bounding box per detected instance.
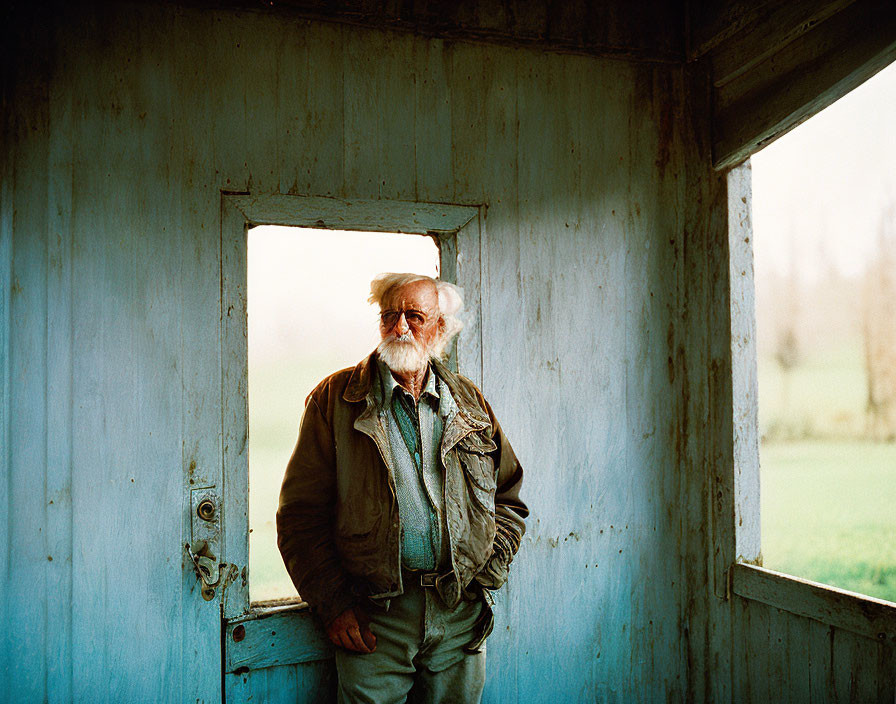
[4,2,892,702]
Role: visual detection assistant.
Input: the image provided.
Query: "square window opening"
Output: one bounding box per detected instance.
[747,61,896,604]
[247,226,440,604]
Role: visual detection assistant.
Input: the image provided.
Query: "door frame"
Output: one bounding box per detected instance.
[217,192,483,683]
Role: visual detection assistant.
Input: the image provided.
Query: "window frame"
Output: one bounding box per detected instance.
[726,164,896,640]
[219,192,483,622]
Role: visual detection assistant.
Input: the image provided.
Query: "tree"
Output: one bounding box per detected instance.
[863,202,896,441]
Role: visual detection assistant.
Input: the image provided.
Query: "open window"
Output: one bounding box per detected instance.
[729,62,896,617]
[246,226,439,604]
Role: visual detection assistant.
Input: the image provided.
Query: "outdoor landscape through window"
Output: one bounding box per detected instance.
[751,62,896,602]
[247,226,439,603]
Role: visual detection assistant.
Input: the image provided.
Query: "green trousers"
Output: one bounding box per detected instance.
[335,577,486,704]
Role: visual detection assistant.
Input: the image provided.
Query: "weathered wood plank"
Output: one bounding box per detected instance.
[8,23,51,700]
[453,213,483,388]
[708,0,857,87]
[225,660,336,704]
[278,21,346,198]
[210,7,252,194]
[713,0,896,168]
[221,196,251,622]
[733,564,896,641]
[675,59,737,704]
[45,14,75,700]
[784,610,812,703]
[833,628,879,703]
[687,0,776,59]
[746,598,772,703]
[414,38,452,202]
[808,619,834,704]
[229,193,478,234]
[0,19,13,683]
[727,162,760,564]
[170,7,229,701]
[206,0,684,63]
[343,28,383,199]
[240,11,281,195]
[226,608,332,672]
[877,637,896,704]
[730,596,751,701]
[68,13,113,699]
[377,31,417,201]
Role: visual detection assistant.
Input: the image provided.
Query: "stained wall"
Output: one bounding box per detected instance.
[4,2,699,701]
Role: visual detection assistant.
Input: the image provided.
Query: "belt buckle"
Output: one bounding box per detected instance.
[419,571,438,588]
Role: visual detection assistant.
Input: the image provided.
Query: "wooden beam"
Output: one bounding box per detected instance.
[709,0,856,87]
[229,193,479,235]
[712,0,896,169]
[732,564,896,642]
[179,0,685,63]
[687,0,776,60]
[225,607,332,672]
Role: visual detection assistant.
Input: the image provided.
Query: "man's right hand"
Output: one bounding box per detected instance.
[326,606,377,653]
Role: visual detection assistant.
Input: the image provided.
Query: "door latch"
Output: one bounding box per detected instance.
[187,487,226,601]
[185,541,222,601]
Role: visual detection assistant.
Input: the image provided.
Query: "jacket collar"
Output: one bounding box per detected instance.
[343,350,490,428]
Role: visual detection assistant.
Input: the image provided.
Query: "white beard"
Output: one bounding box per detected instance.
[377,334,430,374]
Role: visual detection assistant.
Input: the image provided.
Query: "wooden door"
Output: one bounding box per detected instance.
[214,194,482,703]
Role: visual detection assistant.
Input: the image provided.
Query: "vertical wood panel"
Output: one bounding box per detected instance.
[746,598,771,702]
[305,23,346,197]
[808,620,834,703]
[877,638,895,704]
[221,199,250,623]
[45,15,74,700]
[343,30,383,199]
[784,610,811,702]
[834,629,879,703]
[277,19,347,197]
[414,38,452,202]
[377,32,417,201]
[172,6,227,700]
[210,9,252,193]
[242,13,281,195]
[0,25,13,684]
[8,29,50,702]
[68,11,111,697]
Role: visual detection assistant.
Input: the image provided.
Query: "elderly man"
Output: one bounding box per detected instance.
[277,272,527,703]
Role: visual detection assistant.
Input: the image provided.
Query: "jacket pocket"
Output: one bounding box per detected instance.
[457,433,497,511]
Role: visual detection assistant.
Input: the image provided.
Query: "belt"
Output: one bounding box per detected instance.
[402,567,461,607]
[402,567,446,588]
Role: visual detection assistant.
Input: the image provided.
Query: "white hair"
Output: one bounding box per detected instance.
[369,272,465,358]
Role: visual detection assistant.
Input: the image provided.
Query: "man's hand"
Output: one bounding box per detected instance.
[326,606,377,653]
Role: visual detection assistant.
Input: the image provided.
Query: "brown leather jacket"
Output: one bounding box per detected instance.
[277,352,528,626]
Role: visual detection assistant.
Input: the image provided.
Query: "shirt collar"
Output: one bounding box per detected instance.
[376,357,440,408]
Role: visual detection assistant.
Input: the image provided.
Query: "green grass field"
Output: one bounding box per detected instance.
[761,440,896,603]
[758,337,896,603]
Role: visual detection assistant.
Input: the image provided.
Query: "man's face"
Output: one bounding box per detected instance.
[377,280,443,373]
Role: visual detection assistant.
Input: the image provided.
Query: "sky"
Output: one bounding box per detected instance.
[751,61,896,283]
[247,227,440,365]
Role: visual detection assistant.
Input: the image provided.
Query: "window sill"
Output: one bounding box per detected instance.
[247,596,309,619]
[225,601,331,674]
[731,562,896,642]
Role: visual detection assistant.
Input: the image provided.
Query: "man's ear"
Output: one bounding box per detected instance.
[438,316,446,332]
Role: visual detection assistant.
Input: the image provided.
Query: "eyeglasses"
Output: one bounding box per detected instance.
[380,310,429,327]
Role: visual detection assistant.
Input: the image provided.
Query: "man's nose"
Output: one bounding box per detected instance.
[394,313,410,336]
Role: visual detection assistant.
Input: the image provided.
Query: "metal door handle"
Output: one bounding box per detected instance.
[185,541,222,601]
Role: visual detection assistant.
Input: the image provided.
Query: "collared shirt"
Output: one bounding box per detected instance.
[376,358,449,571]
